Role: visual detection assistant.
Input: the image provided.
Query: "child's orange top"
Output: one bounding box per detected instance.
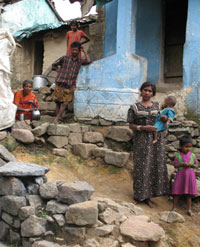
[66,30,87,58]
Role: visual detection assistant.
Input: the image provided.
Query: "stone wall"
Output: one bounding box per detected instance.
[0,160,169,247]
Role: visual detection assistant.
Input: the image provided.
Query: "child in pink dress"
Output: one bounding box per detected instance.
[171,135,198,216]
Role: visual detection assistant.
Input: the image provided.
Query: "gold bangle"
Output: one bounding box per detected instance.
[136,125,142,131]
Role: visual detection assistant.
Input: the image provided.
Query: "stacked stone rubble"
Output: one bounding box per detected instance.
[0,161,169,247]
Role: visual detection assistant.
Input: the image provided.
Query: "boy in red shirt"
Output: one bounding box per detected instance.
[66,20,90,59]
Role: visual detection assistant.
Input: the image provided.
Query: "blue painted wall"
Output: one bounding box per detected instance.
[136,0,162,83]
[183,0,200,114]
[74,0,147,121]
[103,0,118,57]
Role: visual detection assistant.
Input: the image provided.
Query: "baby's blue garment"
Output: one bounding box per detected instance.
[153,107,175,132]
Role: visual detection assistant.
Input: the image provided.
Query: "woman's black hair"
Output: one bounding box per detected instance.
[22,80,33,88]
[71,41,81,50]
[179,135,192,147]
[70,20,78,27]
[140,82,156,96]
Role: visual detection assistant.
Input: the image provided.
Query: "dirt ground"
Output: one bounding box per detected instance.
[13,144,200,247]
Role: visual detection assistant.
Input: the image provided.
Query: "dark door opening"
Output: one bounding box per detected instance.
[164,0,188,83]
[34,40,44,75]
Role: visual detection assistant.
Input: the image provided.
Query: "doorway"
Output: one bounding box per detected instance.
[34,40,44,75]
[164,0,188,83]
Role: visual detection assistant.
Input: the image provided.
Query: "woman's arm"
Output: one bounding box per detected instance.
[129,124,157,132]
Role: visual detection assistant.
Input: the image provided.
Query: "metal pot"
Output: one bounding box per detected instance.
[31,110,40,120]
[32,75,48,90]
[19,113,25,121]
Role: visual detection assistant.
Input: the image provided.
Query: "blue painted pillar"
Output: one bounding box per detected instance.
[74,0,147,122]
[183,0,200,114]
[116,0,137,54]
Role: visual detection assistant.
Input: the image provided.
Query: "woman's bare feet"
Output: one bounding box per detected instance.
[144,199,154,208]
[132,199,138,205]
[187,210,194,217]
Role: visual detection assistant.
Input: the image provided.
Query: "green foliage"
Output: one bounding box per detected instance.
[37,210,48,218]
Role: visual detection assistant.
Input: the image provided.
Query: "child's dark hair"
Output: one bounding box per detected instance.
[70,20,78,27]
[140,82,156,96]
[166,96,176,107]
[179,135,192,147]
[23,80,33,88]
[71,41,81,50]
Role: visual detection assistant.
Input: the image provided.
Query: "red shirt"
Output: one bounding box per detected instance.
[66,30,87,58]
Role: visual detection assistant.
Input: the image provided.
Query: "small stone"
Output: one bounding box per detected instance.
[39,182,59,199]
[105,126,132,142]
[47,124,70,136]
[159,211,185,223]
[46,200,68,214]
[73,143,97,159]
[68,123,81,133]
[47,136,68,148]
[0,144,16,162]
[19,206,36,220]
[21,215,47,237]
[2,212,20,228]
[57,181,94,205]
[0,131,7,140]
[32,123,49,137]
[0,195,26,216]
[53,148,68,158]
[167,135,177,142]
[26,195,43,209]
[83,132,104,143]
[104,151,129,167]
[65,201,98,226]
[53,214,65,226]
[68,133,83,145]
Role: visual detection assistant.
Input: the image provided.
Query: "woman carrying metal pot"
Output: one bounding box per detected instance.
[13,80,39,120]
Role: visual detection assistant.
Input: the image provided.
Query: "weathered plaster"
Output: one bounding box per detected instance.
[75,0,147,122]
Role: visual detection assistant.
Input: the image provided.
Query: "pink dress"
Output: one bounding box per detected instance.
[172,152,197,195]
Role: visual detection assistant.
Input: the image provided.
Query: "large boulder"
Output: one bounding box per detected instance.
[11,129,34,143]
[57,181,94,205]
[0,162,49,177]
[120,215,165,242]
